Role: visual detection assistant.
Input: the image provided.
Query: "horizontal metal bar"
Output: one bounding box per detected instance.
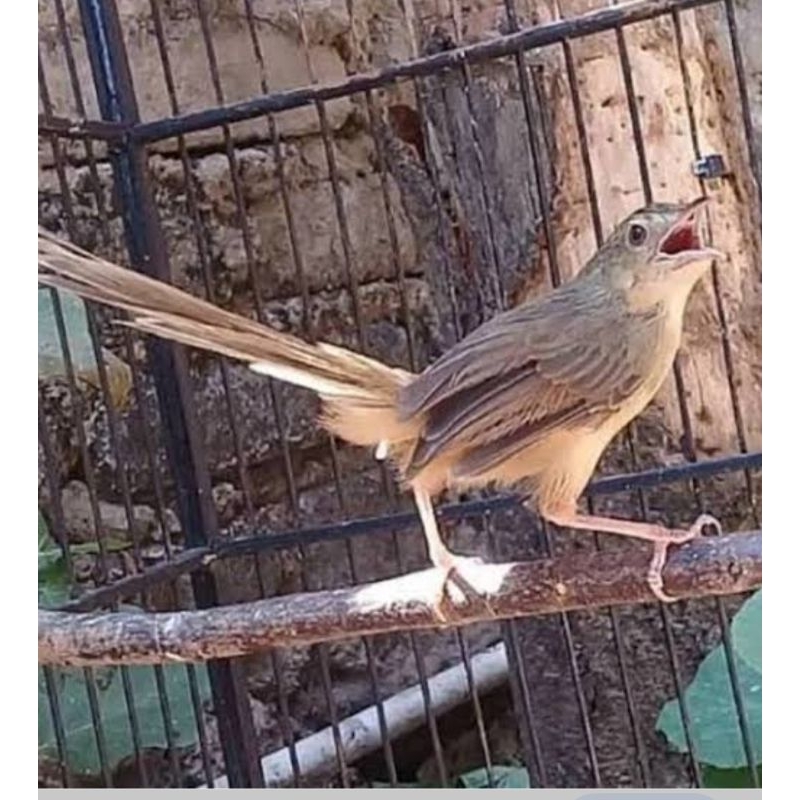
[213,452,761,558]
[38,113,128,143]
[55,451,759,613]
[589,450,761,494]
[129,0,716,144]
[40,531,762,666]
[55,548,210,614]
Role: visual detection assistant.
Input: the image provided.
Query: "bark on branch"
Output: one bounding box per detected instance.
[39,531,761,667]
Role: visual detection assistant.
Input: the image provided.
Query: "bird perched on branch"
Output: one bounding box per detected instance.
[38,197,723,615]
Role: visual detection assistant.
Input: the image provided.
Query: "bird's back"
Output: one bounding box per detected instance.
[395,273,673,497]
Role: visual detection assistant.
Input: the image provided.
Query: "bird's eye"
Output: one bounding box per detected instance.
[628,223,648,247]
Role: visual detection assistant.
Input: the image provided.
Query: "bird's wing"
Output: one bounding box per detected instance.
[398,280,664,478]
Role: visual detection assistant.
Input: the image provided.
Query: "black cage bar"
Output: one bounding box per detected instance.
[38,0,761,789]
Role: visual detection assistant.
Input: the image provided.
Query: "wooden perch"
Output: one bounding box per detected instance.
[39,531,761,667]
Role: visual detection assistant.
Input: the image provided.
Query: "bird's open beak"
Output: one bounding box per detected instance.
[655,197,725,267]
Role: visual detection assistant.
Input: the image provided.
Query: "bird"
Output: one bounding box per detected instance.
[38,197,723,616]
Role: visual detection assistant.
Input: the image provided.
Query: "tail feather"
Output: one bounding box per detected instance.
[38,229,417,450]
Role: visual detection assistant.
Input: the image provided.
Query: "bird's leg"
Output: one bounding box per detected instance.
[541,505,721,603]
[413,486,485,621]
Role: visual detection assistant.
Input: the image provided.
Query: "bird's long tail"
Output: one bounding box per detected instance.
[38,230,417,450]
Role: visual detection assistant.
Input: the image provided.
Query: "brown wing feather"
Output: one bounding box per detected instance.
[402,277,664,480]
[399,279,613,420]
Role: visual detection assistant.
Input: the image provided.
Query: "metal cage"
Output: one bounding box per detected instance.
[38,0,761,789]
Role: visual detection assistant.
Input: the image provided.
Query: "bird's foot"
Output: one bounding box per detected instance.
[646,514,722,603]
[429,553,490,623]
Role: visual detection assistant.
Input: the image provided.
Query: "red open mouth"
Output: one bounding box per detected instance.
[659,215,701,255]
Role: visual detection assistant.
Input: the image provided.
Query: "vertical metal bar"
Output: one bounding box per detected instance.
[501,1,560,289]
[455,630,496,786]
[316,644,351,786]
[191,5,381,785]
[246,0,367,783]
[185,664,215,787]
[39,62,111,584]
[558,33,652,786]
[75,0,263,786]
[413,76,470,339]
[82,667,113,786]
[374,6,484,786]
[671,7,758,524]
[391,7,493,784]
[151,665,182,782]
[41,53,149,583]
[560,10,753,786]
[51,0,111,233]
[561,39,603,239]
[444,19,509,314]
[315,98,368,351]
[434,82,496,324]
[188,0,293,549]
[293,0,366,351]
[147,0,269,771]
[503,620,546,784]
[364,88,420,371]
[45,47,129,537]
[43,50,147,783]
[45,13,165,782]
[612,26,704,785]
[270,649,302,786]
[484,512,546,785]
[41,667,71,787]
[120,327,180,564]
[384,529,447,786]
[363,8,497,783]
[459,62,506,308]
[344,540,399,785]
[117,667,150,787]
[616,28,652,205]
[722,0,761,199]
[657,602,704,784]
[399,3,491,332]
[38,406,75,585]
[545,528,604,785]
[241,0,312,334]
[710,594,761,785]
[148,19,277,746]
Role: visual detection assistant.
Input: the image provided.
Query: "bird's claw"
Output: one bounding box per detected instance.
[429,555,492,623]
[688,513,723,538]
[646,513,723,603]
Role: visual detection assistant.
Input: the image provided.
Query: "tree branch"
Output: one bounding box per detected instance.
[39,531,761,667]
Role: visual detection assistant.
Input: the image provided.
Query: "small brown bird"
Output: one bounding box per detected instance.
[38,197,723,613]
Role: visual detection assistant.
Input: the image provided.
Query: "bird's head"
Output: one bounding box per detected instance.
[587,198,724,299]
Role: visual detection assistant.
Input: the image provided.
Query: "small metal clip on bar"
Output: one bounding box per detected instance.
[692,153,729,180]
